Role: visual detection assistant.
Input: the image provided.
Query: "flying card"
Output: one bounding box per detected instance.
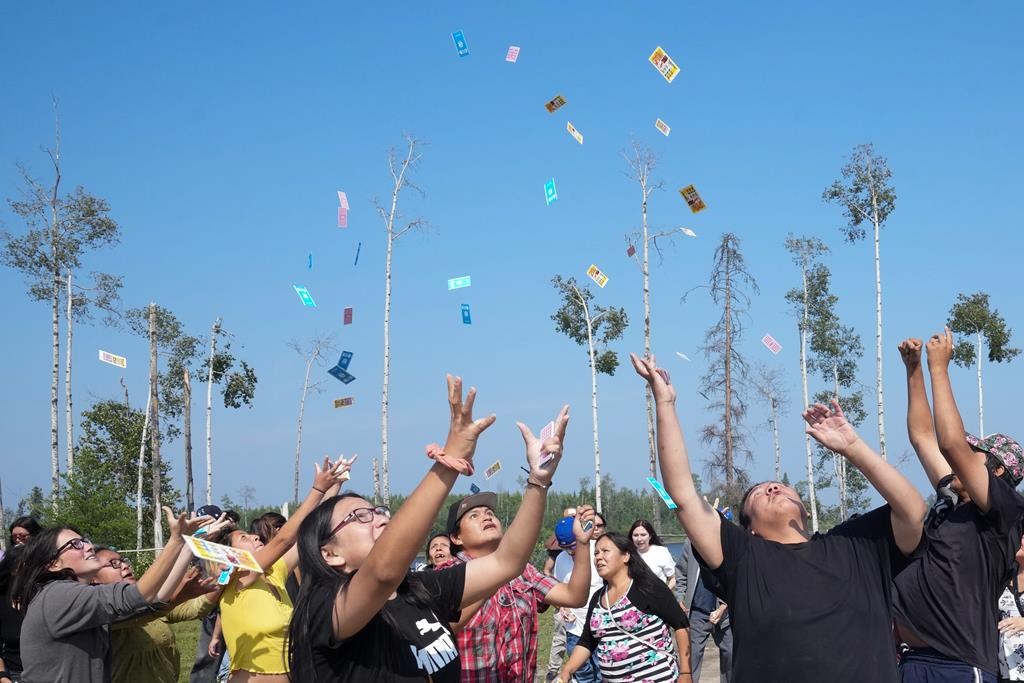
[626,244,636,258]
[566,121,583,144]
[470,483,481,494]
[353,242,361,265]
[505,46,520,63]
[678,185,707,213]
[185,535,264,573]
[452,30,469,57]
[461,303,472,325]
[586,264,609,288]
[308,253,313,270]
[647,477,678,509]
[762,334,782,355]
[343,307,353,325]
[545,95,567,113]
[337,191,349,210]
[294,286,316,307]
[545,178,558,205]
[338,351,353,371]
[448,276,472,290]
[328,366,356,383]
[680,227,697,237]
[648,46,680,83]
[655,118,671,136]
[484,460,502,479]
[98,350,127,368]
[675,351,691,362]
[338,207,348,228]
[333,397,354,408]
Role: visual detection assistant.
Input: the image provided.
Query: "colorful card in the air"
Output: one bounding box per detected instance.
[337,191,349,210]
[184,535,263,573]
[343,307,353,325]
[470,483,481,494]
[587,264,609,288]
[328,366,356,383]
[648,46,680,83]
[448,276,472,290]
[762,334,782,355]
[678,185,707,213]
[294,286,317,307]
[338,207,348,228]
[338,351,353,371]
[98,350,127,368]
[461,303,472,325]
[566,122,583,144]
[626,244,636,257]
[452,30,469,57]
[333,397,354,408]
[655,118,671,136]
[545,178,558,205]
[484,460,502,479]
[505,46,520,63]
[647,477,678,509]
[545,95,567,113]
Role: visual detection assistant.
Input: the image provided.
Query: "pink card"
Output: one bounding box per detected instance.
[338,207,348,228]
[506,46,520,63]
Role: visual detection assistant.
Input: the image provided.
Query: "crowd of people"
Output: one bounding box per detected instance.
[1,329,1024,683]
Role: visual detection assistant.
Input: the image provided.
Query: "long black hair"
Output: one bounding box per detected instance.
[599,531,665,597]
[10,527,80,613]
[628,519,666,547]
[0,545,25,598]
[286,493,433,682]
[9,516,43,546]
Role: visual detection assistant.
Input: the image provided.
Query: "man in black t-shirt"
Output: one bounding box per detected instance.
[894,333,1024,683]
[630,352,928,683]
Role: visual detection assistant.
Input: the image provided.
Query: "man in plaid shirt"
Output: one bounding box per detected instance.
[439,492,595,682]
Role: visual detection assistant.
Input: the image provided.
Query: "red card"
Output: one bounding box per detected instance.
[343,307,353,325]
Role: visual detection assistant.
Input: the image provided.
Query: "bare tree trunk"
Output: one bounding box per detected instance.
[65,269,74,475]
[120,377,129,409]
[136,391,151,550]
[639,176,659,528]
[800,266,819,531]
[976,331,985,437]
[205,318,219,506]
[770,397,781,481]
[50,266,60,506]
[573,286,604,513]
[724,252,734,488]
[183,368,194,512]
[372,457,381,505]
[381,228,394,508]
[293,353,315,503]
[870,176,887,460]
[148,303,163,549]
[833,364,847,520]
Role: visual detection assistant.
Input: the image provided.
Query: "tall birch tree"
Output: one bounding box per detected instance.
[289,334,335,504]
[823,143,896,460]
[751,365,788,481]
[551,275,629,513]
[375,135,427,507]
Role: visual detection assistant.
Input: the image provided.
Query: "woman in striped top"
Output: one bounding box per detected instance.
[558,532,692,683]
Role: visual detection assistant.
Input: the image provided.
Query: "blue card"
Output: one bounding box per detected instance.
[354,241,361,266]
[308,253,313,270]
[338,351,353,371]
[328,366,356,384]
[447,275,472,290]
[544,178,557,205]
[461,303,472,325]
[293,285,316,307]
[452,30,469,57]
[470,483,481,494]
[647,477,678,509]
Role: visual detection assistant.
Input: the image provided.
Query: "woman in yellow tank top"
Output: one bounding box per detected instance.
[210,455,354,682]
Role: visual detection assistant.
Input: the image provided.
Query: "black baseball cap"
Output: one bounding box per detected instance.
[446,492,498,536]
[196,504,223,518]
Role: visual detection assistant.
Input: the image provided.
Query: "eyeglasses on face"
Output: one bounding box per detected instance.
[12,532,30,541]
[107,558,131,569]
[325,505,391,542]
[52,537,92,561]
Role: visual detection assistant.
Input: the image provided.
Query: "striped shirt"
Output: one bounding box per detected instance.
[579,580,687,682]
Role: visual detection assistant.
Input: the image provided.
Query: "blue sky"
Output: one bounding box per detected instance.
[2,2,1023,512]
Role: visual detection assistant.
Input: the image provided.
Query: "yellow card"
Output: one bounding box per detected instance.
[587,264,609,288]
[184,535,264,574]
[679,184,707,213]
[648,46,680,83]
[566,121,584,144]
[545,94,567,113]
[98,350,127,368]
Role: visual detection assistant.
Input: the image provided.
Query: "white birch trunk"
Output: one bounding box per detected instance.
[136,391,152,550]
[723,251,734,488]
[770,397,781,481]
[50,263,60,506]
[183,368,194,512]
[205,319,219,506]
[381,230,394,508]
[148,303,164,549]
[293,353,315,503]
[640,181,658,526]
[977,331,985,437]
[372,457,381,505]
[870,173,887,460]
[800,265,819,531]
[65,269,74,475]
[573,286,604,513]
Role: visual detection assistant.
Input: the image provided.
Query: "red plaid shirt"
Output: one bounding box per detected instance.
[439,552,557,682]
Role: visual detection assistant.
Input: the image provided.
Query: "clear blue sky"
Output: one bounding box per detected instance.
[2,2,1023,512]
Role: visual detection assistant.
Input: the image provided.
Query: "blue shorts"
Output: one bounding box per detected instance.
[900,648,996,683]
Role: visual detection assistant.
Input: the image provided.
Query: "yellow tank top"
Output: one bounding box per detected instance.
[220,557,293,673]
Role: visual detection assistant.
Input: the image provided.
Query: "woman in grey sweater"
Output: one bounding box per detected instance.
[11,507,209,683]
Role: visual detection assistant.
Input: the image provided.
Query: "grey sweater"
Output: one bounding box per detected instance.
[20,580,151,683]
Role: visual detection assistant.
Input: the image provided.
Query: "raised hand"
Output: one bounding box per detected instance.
[331,454,358,482]
[174,566,218,602]
[164,507,213,538]
[201,512,233,538]
[518,405,570,486]
[312,456,349,492]
[803,400,861,455]
[573,504,596,544]
[630,353,677,404]
[898,338,923,370]
[926,327,954,370]
[443,374,497,461]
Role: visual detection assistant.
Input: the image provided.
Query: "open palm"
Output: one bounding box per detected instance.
[803,400,858,452]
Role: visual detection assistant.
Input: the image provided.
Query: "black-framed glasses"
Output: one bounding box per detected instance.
[107,558,131,569]
[325,506,390,542]
[52,537,92,560]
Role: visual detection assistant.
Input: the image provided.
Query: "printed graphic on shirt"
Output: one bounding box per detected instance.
[410,617,459,674]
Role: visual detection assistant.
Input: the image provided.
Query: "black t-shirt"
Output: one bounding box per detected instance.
[893,471,1024,674]
[0,588,22,672]
[696,505,914,683]
[309,562,466,682]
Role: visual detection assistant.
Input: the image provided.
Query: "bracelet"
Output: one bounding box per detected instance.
[527,478,550,489]
[312,487,327,494]
[425,443,475,476]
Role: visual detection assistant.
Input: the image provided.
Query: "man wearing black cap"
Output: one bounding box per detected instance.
[440,493,596,682]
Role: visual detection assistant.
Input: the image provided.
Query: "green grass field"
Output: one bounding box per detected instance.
[170,612,557,682]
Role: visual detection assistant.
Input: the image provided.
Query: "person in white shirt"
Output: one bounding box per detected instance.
[553,516,604,683]
[629,520,676,591]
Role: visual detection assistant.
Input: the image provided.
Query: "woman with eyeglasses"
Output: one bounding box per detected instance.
[91,547,222,683]
[8,517,42,548]
[286,375,570,682]
[10,507,209,683]
[205,456,352,682]
[558,532,691,683]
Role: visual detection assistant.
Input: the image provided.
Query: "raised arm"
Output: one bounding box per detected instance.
[282,456,358,572]
[334,375,496,640]
[544,505,596,608]
[900,338,951,488]
[461,407,574,605]
[631,354,723,569]
[804,400,926,554]
[927,328,994,510]
[136,509,212,603]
